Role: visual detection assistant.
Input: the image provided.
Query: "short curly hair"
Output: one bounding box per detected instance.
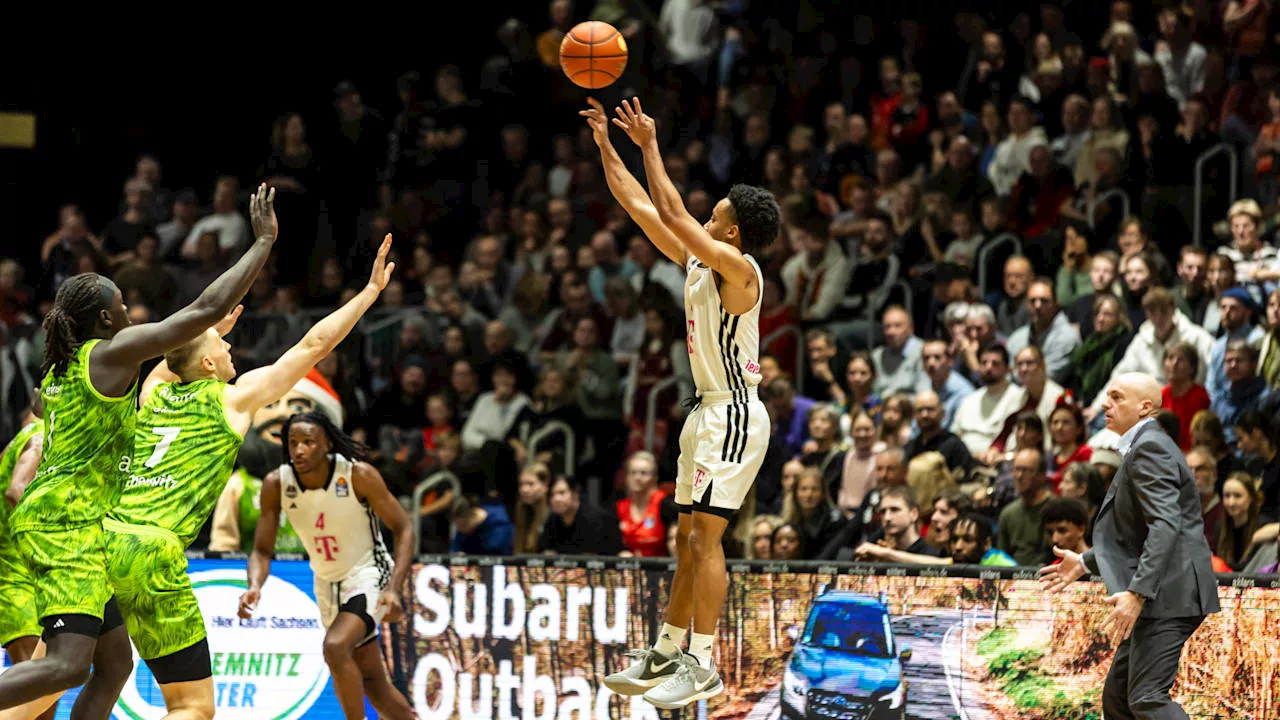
[727,184,781,255]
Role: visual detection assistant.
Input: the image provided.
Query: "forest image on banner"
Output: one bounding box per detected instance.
[386,560,1280,720]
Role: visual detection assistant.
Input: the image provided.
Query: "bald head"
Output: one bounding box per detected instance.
[913,389,943,434]
[1102,373,1163,434]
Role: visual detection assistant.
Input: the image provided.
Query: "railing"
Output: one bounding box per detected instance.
[1193,143,1239,247]
[411,470,462,553]
[359,310,416,368]
[528,415,576,467]
[644,376,683,453]
[976,232,1022,297]
[762,325,804,394]
[1087,187,1130,230]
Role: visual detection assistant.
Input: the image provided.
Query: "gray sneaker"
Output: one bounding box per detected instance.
[642,652,724,709]
[603,648,680,695]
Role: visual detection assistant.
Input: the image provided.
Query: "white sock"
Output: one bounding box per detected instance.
[689,631,715,667]
[653,623,686,656]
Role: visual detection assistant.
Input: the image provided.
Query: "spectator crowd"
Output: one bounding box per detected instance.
[4,0,1280,572]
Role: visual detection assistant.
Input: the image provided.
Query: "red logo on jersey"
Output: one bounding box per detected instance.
[314,536,340,561]
[687,320,696,355]
[745,359,760,374]
[693,469,709,489]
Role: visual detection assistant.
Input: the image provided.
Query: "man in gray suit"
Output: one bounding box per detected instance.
[1040,373,1219,719]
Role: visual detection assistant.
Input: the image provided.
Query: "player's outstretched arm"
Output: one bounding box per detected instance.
[614,98,755,288]
[3,435,41,509]
[140,305,244,401]
[352,461,413,623]
[238,469,283,619]
[225,235,395,429]
[97,185,278,380]
[580,99,688,267]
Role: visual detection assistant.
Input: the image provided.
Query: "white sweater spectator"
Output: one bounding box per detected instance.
[873,307,923,397]
[1087,308,1214,413]
[1155,41,1206,109]
[461,390,531,452]
[781,239,851,322]
[659,0,718,66]
[182,211,250,258]
[987,124,1048,196]
[952,380,1026,458]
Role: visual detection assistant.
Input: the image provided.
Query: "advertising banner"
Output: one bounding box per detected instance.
[391,557,1280,720]
[0,558,361,720]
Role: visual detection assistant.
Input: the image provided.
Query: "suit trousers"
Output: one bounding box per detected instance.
[1102,614,1204,720]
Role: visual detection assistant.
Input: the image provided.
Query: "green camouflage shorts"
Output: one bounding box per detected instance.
[105,519,206,660]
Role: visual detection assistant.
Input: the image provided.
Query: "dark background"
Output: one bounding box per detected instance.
[0,7,562,271]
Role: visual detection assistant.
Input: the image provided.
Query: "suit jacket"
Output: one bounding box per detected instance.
[1083,421,1220,619]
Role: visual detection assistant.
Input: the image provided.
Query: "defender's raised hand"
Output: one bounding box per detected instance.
[578,97,612,148]
[214,305,245,337]
[250,183,278,243]
[613,97,657,147]
[368,233,396,291]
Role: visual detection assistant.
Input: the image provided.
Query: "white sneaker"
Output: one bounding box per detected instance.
[642,652,724,709]
[603,648,680,695]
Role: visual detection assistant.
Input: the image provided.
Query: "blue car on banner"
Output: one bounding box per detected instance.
[781,590,911,720]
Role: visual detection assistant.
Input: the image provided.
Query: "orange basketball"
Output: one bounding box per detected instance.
[559,21,628,89]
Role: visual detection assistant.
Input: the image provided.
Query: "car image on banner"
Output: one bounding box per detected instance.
[114,565,331,719]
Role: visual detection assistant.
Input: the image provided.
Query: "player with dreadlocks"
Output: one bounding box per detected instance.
[0,185,278,717]
[237,411,414,720]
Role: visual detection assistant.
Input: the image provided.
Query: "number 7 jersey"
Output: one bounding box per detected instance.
[107,379,243,547]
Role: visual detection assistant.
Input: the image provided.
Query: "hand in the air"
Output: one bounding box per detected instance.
[578,98,612,148]
[613,98,657,147]
[215,305,244,337]
[367,234,396,291]
[249,184,278,243]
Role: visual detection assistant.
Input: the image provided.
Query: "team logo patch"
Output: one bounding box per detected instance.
[284,483,298,498]
[335,477,349,497]
[745,359,760,374]
[693,469,709,489]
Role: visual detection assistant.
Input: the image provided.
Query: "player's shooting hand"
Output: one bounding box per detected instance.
[377,589,405,624]
[237,589,260,620]
[249,184,278,243]
[578,98,612,148]
[1038,545,1086,593]
[613,98,657,147]
[1100,591,1144,646]
[215,305,244,337]
[368,233,396,291]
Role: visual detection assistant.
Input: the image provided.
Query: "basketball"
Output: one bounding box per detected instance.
[559,21,628,90]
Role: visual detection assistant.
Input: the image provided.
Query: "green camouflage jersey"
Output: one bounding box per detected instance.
[108,379,244,547]
[11,340,138,533]
[0,420,43,536]
[237,471,306,553]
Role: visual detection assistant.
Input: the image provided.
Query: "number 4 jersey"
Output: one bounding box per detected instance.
[107,379,243,547]
[278,454,391,584]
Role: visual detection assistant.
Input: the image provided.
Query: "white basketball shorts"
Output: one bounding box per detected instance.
[314,559,390,645]
[675,388,770,518]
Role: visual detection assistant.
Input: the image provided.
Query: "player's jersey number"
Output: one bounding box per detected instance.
[144,427,182,468]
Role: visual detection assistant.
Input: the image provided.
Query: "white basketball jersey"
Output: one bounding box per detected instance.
[279,454,392,583]
[684,253,765,395]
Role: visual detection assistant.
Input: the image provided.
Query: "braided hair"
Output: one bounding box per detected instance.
[42,274,113,378]
[280,410,368,467]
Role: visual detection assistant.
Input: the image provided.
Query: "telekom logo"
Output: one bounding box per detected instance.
[687,320,696,355]
[314,536,340,562]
